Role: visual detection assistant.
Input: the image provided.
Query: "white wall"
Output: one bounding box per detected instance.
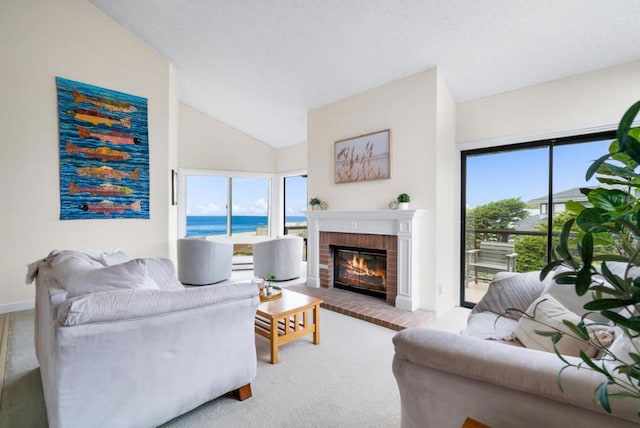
[0,0,177,310]
[307,69,457,312]
[178,104,308,238]
[179,104,276,172]
[457,60,640,146]
[277,142,308,173]
[308,70,438,210]
[432,73,458,312]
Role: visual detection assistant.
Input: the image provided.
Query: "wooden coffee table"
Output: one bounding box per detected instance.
[255,289,323,364]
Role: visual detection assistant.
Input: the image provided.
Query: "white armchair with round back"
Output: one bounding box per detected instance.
[253,236,303,281]
[177,238,233,285]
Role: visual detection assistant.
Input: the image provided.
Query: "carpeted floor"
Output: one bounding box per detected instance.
[0,308,401,427]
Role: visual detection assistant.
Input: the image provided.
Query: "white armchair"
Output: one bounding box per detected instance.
[177,238,233,285]
[253,236,303,281]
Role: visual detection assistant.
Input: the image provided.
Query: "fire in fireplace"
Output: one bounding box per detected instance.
[333,246,386,299]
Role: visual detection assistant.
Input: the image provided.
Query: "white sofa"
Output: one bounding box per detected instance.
[253,236,303,281]
[28,250,260,428]
[392,270,640,428]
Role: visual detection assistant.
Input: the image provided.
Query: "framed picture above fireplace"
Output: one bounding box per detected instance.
[334,129,390,184]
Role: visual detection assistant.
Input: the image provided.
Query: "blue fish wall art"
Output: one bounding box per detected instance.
[56,77,149,220]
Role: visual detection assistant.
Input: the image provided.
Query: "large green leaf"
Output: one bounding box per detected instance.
[584,299,636,310]
[618,101,640,151]
[576,208,609,233]
[616,217,640,240]
[587,188,631,212]
[564,200,586,216]
[596,162,638,180]
[596,177,640,188]
[598,382,612,414]
[562,320,589,341]
[587,153,614,181]
[540,260,564,281]
[580,232,594,267]
[576,267,592,296]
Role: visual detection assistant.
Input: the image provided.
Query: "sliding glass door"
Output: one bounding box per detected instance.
[461,132,614,306]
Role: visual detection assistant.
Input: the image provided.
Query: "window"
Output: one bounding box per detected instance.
[182,171,271,257]
[461,132,615,307]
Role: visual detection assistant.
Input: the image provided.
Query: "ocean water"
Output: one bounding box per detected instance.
[187,216,307,236]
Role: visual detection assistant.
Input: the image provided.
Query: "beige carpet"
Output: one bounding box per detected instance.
[0,308,400,427]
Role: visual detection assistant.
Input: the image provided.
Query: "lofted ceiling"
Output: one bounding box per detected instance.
[90,0,640,148]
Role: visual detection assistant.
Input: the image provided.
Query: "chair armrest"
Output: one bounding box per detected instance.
[466,249,480,255]
[506,253,517,259]
[58,282,259,326]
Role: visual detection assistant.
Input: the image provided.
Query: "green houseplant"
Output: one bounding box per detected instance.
[397,193,410,210]
[540,100,640,414]
[309,197,321,210]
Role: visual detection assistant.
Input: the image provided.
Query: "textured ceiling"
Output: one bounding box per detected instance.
[90,0,640,148]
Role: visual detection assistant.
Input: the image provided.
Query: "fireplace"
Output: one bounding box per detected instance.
[333,246,387,299]
[306,210,424,310]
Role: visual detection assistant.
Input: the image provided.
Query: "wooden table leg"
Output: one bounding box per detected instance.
[270,315,279,364]
[313,304,320,345]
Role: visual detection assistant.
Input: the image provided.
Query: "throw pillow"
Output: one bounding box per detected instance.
[140,258,183,290]
[471,270,548,320]
[49,250,105,286]
[542,267,610,323]
[605,327,640,365]
[463,311,519,341]
[513,294,614,357]
[64,259,159,297]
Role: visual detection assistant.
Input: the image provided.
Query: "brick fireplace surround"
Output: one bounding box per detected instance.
[319,232,397,306]
[302,209,432,329]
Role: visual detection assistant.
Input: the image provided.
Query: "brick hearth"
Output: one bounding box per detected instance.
[287,283,435,330]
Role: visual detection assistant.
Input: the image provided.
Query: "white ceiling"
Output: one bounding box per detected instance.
[90,0,640,148]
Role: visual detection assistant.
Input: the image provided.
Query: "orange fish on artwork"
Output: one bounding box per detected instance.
[69,182,134,196]
[73,89,138,113]
[68,109,131,128]
[77,126,141,145]
[79,200,141,216]
[76,165,140,181]
[66,142,131,162]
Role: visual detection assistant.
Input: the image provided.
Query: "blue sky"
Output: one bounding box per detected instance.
[465,138,611,208]
[186,175,307,217]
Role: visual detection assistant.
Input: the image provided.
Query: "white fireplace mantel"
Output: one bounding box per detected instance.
[305,209,425,311]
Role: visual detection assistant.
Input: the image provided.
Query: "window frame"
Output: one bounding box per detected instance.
[459,130,616,308]
[178,168,275,241]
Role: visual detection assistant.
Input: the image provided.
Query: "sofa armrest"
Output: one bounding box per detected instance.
[58,282,259,326]
[392,328,638,421]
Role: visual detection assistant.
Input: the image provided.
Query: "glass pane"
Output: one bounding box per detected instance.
[464,147,549,304]
[185,175,228,237]
[284,175,308,260]
[230,178,269,237]
[552,139,612,258]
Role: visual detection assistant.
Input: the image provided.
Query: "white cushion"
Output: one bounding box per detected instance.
[514,294,614,357]
[58,282,259,325]
[63,259,159,297]
[462,311,519,340]
[605,327,639,365]
[471,270,550,320]
[542,267,610,323]
[139,257,183,290]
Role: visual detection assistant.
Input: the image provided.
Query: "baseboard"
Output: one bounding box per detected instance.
[0,300,34,314]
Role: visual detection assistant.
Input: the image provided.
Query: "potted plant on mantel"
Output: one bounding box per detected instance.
[540,100,640,414]
[397,193,410,210]
[309,197,321,210]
